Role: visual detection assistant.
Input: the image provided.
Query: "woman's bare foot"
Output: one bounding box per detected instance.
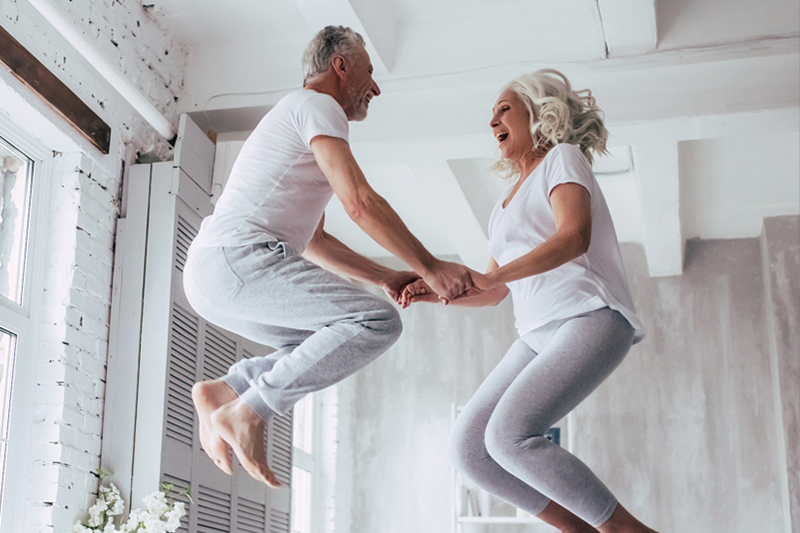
[210,396,281,487]
[192,380,238,474]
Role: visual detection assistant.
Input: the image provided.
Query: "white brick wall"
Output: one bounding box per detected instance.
[28,153,120,532]
[0,1,188,532]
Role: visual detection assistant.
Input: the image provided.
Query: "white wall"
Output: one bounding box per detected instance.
[0,2,186,531]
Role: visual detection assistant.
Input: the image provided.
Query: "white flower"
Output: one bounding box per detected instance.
[143,491,169,516]
[78,482,187,533]
[163,501,186,532]
[142,513,168,533]
[73,523,94,533]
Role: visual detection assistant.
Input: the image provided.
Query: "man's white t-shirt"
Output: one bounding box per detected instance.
[487,143,645,342]
[192,90,349,254]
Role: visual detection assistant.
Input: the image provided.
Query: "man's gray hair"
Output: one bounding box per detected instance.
[302,26,365,86]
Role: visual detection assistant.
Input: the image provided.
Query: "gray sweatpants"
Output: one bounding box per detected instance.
[183,241,402,421]
[450,307,634,527]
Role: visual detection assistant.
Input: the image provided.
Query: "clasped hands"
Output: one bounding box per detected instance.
[381,263,494,309]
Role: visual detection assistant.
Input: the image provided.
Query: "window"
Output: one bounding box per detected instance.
[0,123,46,533]
[291,393,316,533]
[0,330,15,509]
[0,138,32,305]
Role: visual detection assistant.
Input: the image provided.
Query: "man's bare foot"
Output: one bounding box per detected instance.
[192,380,238,474]
[210,397,281,487]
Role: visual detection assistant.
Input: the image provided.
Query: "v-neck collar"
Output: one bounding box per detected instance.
[501,158,547,210]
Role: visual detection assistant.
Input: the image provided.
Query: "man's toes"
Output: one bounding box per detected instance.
[263,470,281,488]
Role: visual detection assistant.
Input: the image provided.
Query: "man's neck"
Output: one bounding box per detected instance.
[304,76,345,109]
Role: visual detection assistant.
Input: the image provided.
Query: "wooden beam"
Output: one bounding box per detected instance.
[291,0,395,74]
[0,24,111,154]
[597,0,657,56]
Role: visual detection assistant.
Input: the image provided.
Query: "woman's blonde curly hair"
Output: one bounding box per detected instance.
[493,69,609,178]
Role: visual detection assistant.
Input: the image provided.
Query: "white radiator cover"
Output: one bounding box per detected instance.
[103,115,292,533]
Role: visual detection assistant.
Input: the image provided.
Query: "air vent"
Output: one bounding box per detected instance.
[269,509,290,533]
[270,411,293,487]
[203,326,237,381]
[236,496,267,533]
[174,215,197,272]
[166,304,198,447]
[197,485,231,533]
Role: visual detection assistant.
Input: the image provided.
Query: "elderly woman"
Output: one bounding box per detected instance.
[401,70,658,533]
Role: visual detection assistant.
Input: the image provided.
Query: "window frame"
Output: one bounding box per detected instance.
[0,111,53,533]
[292,391,324,533]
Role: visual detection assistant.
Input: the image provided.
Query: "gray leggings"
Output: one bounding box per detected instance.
[450,307,634,527]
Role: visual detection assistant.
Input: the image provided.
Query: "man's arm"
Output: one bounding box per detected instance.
[310,135,473,301]
[303,215,420,302]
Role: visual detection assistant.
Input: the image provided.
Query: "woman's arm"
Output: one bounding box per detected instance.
[473,182,592,290]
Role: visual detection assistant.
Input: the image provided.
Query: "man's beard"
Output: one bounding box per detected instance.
[348,92,368,121]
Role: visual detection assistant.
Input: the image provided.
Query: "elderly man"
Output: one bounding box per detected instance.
[184,25,474,486]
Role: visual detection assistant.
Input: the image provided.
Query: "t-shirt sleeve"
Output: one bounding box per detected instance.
[297,93,349,147]
[546,143,595,198]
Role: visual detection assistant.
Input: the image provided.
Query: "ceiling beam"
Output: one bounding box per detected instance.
[407,162,489,271]
[632,142,684,277]
[291,0,396,74]
[596,0,658,57]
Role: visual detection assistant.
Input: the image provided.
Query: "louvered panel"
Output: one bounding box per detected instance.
[166,304,198,447]
[269,509,290,533]
[174,215,197,272]
[270,411,293,487]
[197,485,232,533]
[236,496,267,533]
[162,473,191,533]
[203,326,237,381]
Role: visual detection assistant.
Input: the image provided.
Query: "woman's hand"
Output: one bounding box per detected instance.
[399,279,441,308]
[382,270,421,304]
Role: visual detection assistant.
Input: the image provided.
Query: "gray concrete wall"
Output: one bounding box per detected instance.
[346,296,519,533]
[574,239,783,533]
[761,216,800,533]
[340,217,798,533]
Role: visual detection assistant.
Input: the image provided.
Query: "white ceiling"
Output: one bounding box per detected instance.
[149,0,800,276]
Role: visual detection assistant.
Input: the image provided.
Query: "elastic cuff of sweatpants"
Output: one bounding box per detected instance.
[239,386,277,422]
[222,372,251,397]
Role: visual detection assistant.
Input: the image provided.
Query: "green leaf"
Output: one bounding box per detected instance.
[94,467,114,479]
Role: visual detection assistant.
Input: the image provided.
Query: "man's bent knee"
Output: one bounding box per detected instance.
[366,301,403,348]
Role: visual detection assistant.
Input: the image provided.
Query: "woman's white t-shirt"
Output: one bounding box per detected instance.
[192,90,349,254]
[487,143,645,342]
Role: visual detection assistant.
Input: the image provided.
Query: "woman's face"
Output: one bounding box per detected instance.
[490,89,534,162]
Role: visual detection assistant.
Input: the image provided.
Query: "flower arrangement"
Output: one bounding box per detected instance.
[73,469,190,533]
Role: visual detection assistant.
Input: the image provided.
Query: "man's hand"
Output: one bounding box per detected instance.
[422,260,475,303]
[381,270,421,304]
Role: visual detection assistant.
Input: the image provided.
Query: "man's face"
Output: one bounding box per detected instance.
[343,46,381,121]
